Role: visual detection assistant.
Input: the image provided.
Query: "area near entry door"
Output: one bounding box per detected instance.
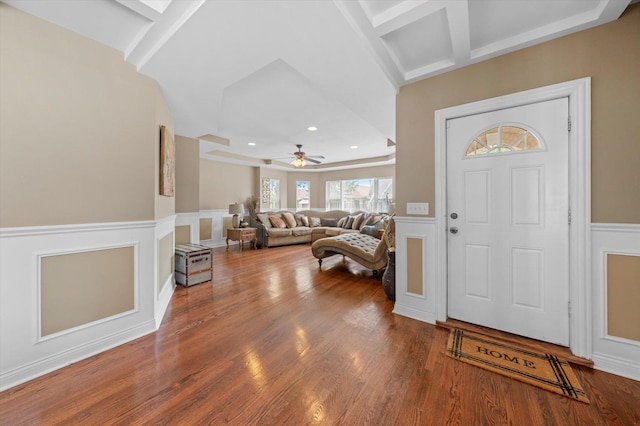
[447,98,569,346]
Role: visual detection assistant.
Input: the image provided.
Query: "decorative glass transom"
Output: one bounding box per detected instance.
[466,125,542,157]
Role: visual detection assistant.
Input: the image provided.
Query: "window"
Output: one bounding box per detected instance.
[269,179,280,210]
[261,178,280,210]
[296,181,310,210]
[466,125,542,157]
[325,177,393,213]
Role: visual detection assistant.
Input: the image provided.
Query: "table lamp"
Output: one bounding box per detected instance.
[228,203,244,228]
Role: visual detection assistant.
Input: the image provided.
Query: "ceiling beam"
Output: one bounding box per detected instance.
[332,0,403,91]
[125,0,206,70]
[371,0,447,37]
[445,1,470,65]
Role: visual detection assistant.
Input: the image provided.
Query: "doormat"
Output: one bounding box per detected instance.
[445,329,589,403]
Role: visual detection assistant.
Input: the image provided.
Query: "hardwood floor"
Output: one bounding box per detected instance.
[1,244,639,425]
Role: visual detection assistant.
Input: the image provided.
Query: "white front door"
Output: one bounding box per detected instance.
[446,98,570,346]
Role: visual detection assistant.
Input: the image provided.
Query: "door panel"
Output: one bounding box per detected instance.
[447,98,569,346]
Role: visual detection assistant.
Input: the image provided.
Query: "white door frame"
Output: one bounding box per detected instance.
[434,78,592,359]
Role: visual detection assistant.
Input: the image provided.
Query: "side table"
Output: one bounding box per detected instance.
[226,227,257,251]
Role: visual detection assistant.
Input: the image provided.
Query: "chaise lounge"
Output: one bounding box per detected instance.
[311,231,389,275]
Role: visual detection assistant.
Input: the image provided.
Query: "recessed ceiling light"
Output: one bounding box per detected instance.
[307,126,317,131]
[350,145,358,149]
[248,142,256,146]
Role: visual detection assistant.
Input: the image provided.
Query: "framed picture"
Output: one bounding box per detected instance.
[159,125,175,197]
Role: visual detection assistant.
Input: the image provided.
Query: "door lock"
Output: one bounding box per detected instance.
[450,212,458,219]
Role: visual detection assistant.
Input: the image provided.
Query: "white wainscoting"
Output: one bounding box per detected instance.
[199,209,230,248]
[393,216,438,324]
[0,218,174,391]
[155,215,176,328]
[175,212,201,244]
[591,223,640,381]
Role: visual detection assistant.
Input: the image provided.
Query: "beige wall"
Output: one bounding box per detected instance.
[199,159,254,210]
[0,4,167,227]
[396,4,640,223]
[40,247,135,336]
[155,94,175,220]
[175,135,200,213]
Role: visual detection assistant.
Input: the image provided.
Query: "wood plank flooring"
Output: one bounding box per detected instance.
[1,244,639,425]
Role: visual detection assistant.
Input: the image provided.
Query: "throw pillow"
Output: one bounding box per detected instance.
[358,212,372,229]
[281,211,297,228]
[351,213,364,230]
[337,217,347,228]
[269,215,287,228]
[257,213,272,229]
[309,216,322,227]
[321,218,338,227]
[344,215,355,229]
[294,214,305,226]
[301,215,310,227]
[360,225,378,237]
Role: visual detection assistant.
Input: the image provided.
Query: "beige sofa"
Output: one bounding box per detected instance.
[249,210,382,248]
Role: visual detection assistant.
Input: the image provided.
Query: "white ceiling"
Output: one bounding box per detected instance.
[3,0,632,171]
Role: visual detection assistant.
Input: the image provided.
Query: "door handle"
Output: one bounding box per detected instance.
[450,227,459,234]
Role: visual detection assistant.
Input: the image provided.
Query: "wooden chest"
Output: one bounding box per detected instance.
[174,243,212,287]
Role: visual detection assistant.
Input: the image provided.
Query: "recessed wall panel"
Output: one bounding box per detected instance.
[465,170,490,224]
[175,225,191,245]
[222,217,233,237]
[158,232,174,292]
[607,253,640,341]
[511,167,544,226]
[407,238,424,296]
[200,218,212,241]
[512,248,543,308]
[465,244,490,299]
[40,246,135,337]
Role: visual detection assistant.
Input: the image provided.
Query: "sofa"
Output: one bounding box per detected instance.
[248,210,383,248]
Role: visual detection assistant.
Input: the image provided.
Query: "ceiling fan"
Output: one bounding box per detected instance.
[287,144,325,168]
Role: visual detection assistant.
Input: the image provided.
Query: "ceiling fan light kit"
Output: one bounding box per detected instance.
[287,144,324,168]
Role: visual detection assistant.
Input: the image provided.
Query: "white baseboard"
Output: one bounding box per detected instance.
[592,353,640,382]
[392,305,436,325]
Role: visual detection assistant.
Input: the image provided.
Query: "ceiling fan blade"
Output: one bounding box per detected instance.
[306,158,322,164]
[305,155,325,160]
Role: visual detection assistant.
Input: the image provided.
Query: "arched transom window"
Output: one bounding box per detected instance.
[466,125,543,157]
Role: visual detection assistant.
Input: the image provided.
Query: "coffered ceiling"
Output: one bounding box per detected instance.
[3,0,632,170]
